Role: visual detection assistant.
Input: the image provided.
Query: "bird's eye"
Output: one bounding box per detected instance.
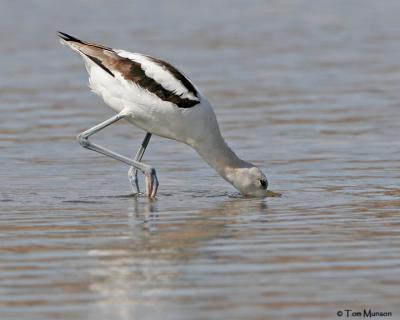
[260,180,267,189]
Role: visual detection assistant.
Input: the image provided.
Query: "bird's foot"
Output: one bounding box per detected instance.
[128,166,140,195]
[145,167,159,198]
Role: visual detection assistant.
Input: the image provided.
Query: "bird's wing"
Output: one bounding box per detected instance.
[59,32,200,108]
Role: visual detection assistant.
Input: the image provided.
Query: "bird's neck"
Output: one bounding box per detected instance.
[190,129,250,184]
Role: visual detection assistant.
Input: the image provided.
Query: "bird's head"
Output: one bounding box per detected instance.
[226,165,269,197]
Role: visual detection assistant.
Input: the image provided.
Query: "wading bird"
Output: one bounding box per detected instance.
[59,32,269,198]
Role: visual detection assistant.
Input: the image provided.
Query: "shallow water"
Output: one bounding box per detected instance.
[1,1,400,319]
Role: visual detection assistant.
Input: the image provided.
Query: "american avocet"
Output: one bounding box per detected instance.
[59,32,269,198]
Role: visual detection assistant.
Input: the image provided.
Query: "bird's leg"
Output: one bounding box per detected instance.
[128,132,152,194]
[77,113,159,198]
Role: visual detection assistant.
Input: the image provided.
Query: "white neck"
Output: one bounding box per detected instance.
[190,127,252,186]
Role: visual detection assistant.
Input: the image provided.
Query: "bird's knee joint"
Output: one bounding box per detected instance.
[77,133,90,148]
[118,109,134,118]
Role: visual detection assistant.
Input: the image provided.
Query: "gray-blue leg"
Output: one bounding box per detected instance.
[128,132,152,194]
[77,114,159,197]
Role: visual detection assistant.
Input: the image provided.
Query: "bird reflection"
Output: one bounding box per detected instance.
[86,196,269,318]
